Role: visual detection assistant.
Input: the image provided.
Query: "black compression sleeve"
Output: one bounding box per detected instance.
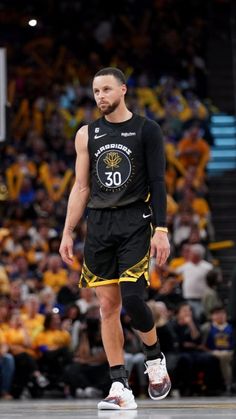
[143,119,167,227]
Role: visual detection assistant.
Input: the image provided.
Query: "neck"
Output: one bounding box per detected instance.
[105,106,132,123]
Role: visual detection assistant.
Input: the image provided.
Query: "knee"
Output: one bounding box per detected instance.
[99,296,121,320]
[122,294,154,332]
[122,294,141,312]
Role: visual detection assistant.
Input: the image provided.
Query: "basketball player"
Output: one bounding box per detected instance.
[59,67,171,410]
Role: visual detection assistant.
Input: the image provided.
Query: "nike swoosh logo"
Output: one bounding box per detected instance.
[143,213,152,218]
[94,133,107,139]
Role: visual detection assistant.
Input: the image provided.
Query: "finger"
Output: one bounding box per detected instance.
[156,248,169,266]
[160,249,170,266]
[60,248,73,265]
[156,253,162,266]
[62,254,73,265]
[67,247,73,260]
[155,249,162,266]
[64,243,73,259]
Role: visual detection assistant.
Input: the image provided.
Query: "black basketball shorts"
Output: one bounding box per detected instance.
[79,202,153,288]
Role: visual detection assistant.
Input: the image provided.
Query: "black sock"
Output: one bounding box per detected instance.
[143,341,162,361]
[110,365,130,389]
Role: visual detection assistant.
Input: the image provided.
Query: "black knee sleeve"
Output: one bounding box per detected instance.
[120,277,154,333]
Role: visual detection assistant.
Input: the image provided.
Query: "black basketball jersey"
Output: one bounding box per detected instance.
[87,113,149,208]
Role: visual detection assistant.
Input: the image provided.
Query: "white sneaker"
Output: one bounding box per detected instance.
[144,353,171,400]
[97,382,137,410]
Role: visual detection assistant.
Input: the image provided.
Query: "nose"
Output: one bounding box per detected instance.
[98,92,105,100]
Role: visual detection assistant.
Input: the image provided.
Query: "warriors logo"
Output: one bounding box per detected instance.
[103,152,122,170]
[96,149,132,190]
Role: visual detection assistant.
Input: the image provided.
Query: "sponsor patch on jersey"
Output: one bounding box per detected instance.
[121,132,136,137]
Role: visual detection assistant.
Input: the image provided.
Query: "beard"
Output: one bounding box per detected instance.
[98,98,121,115]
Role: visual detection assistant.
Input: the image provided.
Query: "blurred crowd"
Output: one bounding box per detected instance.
[0,0,235,401]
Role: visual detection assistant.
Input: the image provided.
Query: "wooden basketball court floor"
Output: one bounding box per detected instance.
[0,398,236,419]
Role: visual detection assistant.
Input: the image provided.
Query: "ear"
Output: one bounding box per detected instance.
[121,84,127,95]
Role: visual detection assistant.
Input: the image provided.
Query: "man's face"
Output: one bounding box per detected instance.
[92,75,126,115]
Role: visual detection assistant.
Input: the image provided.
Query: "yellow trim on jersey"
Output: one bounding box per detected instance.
[119,251,150,285]
[144,193,150,202]
[79,261,118,288]
[119,277,149,284]
[87,279,119,288]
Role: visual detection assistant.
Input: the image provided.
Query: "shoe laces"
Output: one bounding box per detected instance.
[144,359,166,384]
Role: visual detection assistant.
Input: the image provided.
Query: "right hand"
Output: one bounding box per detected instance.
[59,233,74,265]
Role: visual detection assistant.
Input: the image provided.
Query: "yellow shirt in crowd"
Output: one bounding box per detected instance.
[33,329,71,351]
[43,269,68,293]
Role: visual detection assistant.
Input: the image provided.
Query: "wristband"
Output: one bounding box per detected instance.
[155,226,168,233]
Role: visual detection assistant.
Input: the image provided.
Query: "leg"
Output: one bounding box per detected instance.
[175,352,194,396]
[120,277,171,400]
[95,283,124,366]
[120,277,161,357]
[96,284,137,410]
[138,327,158,347]
[195,352,223,394]
[1,354,15,399]
[212,351,233,390]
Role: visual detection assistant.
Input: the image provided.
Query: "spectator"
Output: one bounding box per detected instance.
[4,310,48,398]
[21,294,45,340]
[172,303,222,396]
[42,255,69,293]
[176,124,210,181]
[63,309,110,399]
[33,312,72,388]
[63,304,82,351]
[176,244,213,320]
[202,270,222,319]
[201,306,234,393]
[172,207,197,249]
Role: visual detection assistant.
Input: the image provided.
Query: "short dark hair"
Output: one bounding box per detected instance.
[93,67,126,85]
[210,305,225,315]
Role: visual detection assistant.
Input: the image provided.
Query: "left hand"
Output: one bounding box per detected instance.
[150,231,170,266]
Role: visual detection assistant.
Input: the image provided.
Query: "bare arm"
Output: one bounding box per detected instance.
[59,125,90,265]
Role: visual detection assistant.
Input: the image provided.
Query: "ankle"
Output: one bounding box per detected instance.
[143,341,162,361]
[110,365,130,389]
